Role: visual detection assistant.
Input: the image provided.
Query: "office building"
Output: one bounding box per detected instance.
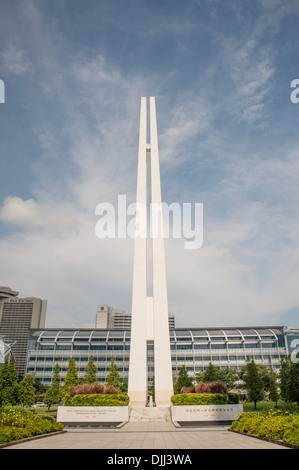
[0,287,47,376]
[95,304,175,330]
[26,325,299,385]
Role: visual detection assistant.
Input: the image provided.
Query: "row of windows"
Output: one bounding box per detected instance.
[35,342,281,351]
[28,367,129,373]
[39,337,131,343]
[171,342,279,350]
[28,353,282,364]
[37,345,131,351]
[29,356,130,362]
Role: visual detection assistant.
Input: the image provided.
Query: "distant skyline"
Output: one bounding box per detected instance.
[0,0,299,329]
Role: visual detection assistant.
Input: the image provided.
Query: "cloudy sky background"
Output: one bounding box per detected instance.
[0,0,298,329]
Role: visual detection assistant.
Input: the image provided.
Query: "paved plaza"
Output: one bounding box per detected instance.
[4,421,289,450]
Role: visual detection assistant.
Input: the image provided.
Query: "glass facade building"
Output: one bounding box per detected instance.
[26,326,299,384]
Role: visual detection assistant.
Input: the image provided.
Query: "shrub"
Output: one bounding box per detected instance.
[63,393,129,406]
[0,407,64,444]
[195,381,228,394]
[105,385,119,395]
[69,382,106,397]
[228,393,240,404]
[230,410,299,446]
[171,393,230,405]
[181,387,195,394]
[171,392,239,405]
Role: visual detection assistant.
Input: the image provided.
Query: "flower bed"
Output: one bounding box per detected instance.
[230,410,299,446]
[0,407,64,444]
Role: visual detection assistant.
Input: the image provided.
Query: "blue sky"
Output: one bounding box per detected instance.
[0,0,298,329]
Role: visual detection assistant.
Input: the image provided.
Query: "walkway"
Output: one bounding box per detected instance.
[4,421,288,449]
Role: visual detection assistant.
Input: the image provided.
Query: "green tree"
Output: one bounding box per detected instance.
[279,355,291,402]
[257,364,271,391]
[63,358,79,392]
[106,357,120,390]
[173,365,193,394]
[268,367,279,407]
[19,373,36,406]
[34,377,48,402]
[203,363,219,382]
[119,376,128,394]
[0,355,19,405]
[217,368,238,390]
[44,364,63,410]
[242,359,264,409]
[288,360,299,405]
[83,356,97,384]
[196,366,238,389]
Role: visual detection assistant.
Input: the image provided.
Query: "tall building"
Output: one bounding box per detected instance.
[0,287,47,377]
[95,304,175,330]
[95,305,132,329]
[128,97,173,406]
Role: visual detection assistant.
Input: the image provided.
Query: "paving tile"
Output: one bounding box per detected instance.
[4,421,289,450]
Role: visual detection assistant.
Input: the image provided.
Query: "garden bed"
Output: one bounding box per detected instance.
[230,410,299,446]
[0,407,64,445]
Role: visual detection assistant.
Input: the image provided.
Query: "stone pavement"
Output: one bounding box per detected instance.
[4,421,288,449]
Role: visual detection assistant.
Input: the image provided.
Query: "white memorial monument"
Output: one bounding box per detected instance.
[128,97,173,408]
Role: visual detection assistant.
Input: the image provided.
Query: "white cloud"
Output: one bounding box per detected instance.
[2,44,29,75]
[0,196,77,233]
[0,0,298,330]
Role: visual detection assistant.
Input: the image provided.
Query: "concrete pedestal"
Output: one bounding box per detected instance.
[129,406,171,422]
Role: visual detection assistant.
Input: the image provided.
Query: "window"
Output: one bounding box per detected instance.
[276,335,285,348]
[228,343,243,349]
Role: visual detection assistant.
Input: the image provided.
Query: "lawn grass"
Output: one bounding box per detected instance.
[242,401,298,413]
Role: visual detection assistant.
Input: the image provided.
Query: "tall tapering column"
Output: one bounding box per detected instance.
[149,97,173,406]
[127,97,148,406]
[128,97,173,408]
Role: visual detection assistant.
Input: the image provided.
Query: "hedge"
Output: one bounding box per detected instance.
[0,407,64,444]
[230,410,299,445]
[171,392,239,406]
[63,393,129,406]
